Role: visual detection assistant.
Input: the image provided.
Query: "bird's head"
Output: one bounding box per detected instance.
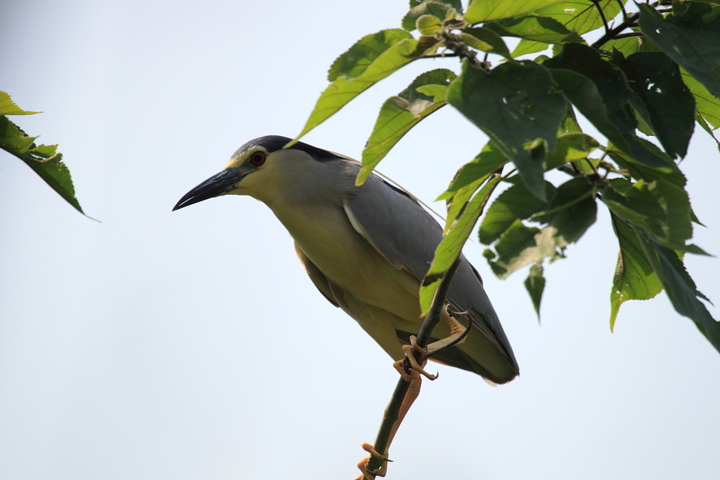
[172,135,344,211]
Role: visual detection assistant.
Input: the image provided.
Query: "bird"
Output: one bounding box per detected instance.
[173,135,519,384]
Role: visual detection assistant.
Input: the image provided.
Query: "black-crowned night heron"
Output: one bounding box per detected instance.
[173,136,519,384]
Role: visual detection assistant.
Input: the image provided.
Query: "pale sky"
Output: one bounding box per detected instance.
[1,1,719,479]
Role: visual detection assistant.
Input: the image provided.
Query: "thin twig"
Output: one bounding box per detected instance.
[501,167,517,179]
[421,53,460,59]
[583,157,601,177]
[442,31,486,70]
[363,259,462,477]
[591,0,611,36]
[591,12,640,49]
[415,259,461,349]
[363,379,410,472]
[611,32,644,40]
[617,0,629,22]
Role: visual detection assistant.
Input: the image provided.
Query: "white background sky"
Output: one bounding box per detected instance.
[1,1,719,479]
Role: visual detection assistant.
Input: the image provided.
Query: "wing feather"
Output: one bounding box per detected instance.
[344,171,519,380]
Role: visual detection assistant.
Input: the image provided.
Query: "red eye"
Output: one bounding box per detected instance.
[250,151,266,166]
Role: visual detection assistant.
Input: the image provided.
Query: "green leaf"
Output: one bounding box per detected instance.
[0,116,36,152]
[546,192,597,246]
[638,2,720,100]
[485,220,544,278]
[0,91,39,115]
[23,150,83,213]
[511,39,551,57]
[533,175,595,219]
[486,15,585,45]
[447,60,566,200]
[295,30,437,141]
[533,0,625,36]
[573,157,601,175]
[485,176,598,278]
[442,150,506,234]
[417,14,443,35]
[403,1,461,31]
[636,231,720,353]
[533,176,598,243]
[685,244,713,256]
[438,0,463,11]
[420,174,501,315]
[438,141,508,201]
[544,132,599,170]
[410,0,463,10]
[609,214,663,330]
[681,68,720,129]
[0,115,83,213]
[605,36,644,57]
[524,263,545,318]
[559,104,583,134]
[464,0,565,24]
[460,27,512,59]
[357,69,456,184]
[695,111,720,149]
[546,44,676,169]
[605,30,660,57]
[601,179,693,250]
[606,140,687,188]
[613,51,695,159]
[444,176,488,234]
[327,29,413,82]
[479,180,555,244]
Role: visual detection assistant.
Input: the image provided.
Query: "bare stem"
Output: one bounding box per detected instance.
[421,53,460,59]
[611,32,645,40]
[416,259,461,349]
[591,0,611,36]
[591,12,640,49]
[617,0,629,22]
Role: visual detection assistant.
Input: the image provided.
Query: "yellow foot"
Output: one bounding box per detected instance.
[354,443,390,479]
[393,335,438,381]
[423,309,472,355]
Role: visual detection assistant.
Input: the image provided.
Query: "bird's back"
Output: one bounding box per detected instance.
[280,157,519,383]
[345,167,518,382]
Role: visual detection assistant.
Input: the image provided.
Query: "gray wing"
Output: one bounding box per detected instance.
[344,171,519,382]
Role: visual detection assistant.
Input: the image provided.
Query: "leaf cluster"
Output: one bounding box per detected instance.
[0,91,83,213]
[294,1,720,354]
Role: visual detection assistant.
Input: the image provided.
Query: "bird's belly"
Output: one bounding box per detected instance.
[276,205,421,322]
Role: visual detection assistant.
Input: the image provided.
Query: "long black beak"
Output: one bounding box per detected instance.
[173,168,242,211]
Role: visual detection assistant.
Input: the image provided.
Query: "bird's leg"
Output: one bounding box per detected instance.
[395,309,472,381]
[394,337,438,381]
[354,375,423,480]
[392,309,472,380]
[355,307,471,479]
[355,443,391,479]
[424,308,471,354]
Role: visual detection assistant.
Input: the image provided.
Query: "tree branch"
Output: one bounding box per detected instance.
[441,31,487,70]
[591,12,640,49]
[415,259,461,349]
[591,0,611,37]
[611,32,645,41]
[617,0,629,22]
[361,259,461,478]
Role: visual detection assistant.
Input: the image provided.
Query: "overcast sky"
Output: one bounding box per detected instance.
[1,1,719,479]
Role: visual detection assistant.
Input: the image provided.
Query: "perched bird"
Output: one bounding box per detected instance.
[173,136,519,384]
